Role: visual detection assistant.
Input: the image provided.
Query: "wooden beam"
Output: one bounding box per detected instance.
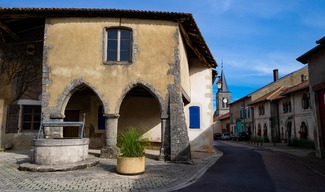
[0,21,20,41]
[179,23,210,67]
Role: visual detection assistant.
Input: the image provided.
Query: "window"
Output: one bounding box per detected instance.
[259,104,265,116]
[189,106,200,128]
[302,93,310,109]
[98,106,105,130]
[222,98,225,108]
[257,124,261,136]
[22,105,41,130]
[106,28,132,62]
[299,121,308,139]
[247,108,250,118]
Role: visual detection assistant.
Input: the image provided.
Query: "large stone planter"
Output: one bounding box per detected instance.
[116,156,145,175]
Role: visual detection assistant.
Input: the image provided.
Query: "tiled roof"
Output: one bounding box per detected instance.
[281,80,309,96]
[214,112,230,121]
[248,86,286,105]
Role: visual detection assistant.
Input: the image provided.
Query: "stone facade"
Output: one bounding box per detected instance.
[229,96,253,136]
[0,8,217,162]
[297,36,325,158]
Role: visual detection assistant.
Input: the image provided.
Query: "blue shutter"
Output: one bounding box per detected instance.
[98,106,105,129]
[189,106,200,128]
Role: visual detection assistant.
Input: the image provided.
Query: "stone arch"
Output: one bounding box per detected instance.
[115,80,166,117]
[299,120,308,139]
[285,119,293,140]
[56,78,108,115]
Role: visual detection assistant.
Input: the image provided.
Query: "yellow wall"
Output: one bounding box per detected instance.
[119,96,161,142]
[45,17,177,114]
[179,32,191,96]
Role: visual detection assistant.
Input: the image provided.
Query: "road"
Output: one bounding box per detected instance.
[178,141,325,192]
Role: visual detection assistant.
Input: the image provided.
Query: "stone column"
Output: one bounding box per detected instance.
[100,113,119,158]
[159,115,169,161]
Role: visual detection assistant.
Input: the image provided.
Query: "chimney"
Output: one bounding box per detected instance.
[273,69,279,82]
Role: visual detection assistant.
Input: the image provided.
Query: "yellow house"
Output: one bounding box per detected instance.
[0,8,217,162]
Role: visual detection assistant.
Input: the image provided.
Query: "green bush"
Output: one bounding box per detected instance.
[250,135,264,143]
[263,137,270,143]
[117,127,149,157]
[288,137,299,147]
[288,137,315,149]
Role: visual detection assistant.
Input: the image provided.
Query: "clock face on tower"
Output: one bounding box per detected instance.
[223,98,228,103]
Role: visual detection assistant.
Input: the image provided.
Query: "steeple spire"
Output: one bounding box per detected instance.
[218,61,229,92]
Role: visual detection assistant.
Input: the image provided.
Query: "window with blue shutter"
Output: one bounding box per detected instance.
[98,106,105,129]
[189,106,200,129]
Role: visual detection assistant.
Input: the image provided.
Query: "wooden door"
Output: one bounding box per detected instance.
[63,110,80,138]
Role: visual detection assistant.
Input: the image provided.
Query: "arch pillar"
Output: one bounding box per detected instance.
[100,113,120,158]
[159,115,169,161]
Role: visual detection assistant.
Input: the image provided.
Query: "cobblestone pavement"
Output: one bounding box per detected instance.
[0,149,222,192]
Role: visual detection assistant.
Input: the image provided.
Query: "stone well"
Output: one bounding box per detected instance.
[33,138,89,165]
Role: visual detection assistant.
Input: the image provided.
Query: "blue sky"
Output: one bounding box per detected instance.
[1,0,325,110]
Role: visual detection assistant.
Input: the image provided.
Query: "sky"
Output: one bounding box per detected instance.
[1,0,325,110]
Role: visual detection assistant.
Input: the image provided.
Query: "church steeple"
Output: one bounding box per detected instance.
[219,69,229,92]
[214,61,231,118]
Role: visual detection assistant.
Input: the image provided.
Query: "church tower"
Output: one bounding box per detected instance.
[215,64,231,117]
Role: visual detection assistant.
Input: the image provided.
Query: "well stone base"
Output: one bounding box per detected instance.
[33,138,89,165]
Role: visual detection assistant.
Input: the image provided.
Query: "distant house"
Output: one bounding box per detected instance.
[0,8,217,162]
[229,67,309,141]
[213,112,230,133]
[297,36,325,158]
[229,96,253,136]
[279,80,313,142]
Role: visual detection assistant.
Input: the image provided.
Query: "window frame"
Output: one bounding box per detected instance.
[104,27,133,65]
[22,105,41,131]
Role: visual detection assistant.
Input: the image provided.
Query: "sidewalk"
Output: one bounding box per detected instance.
[237,141,325,178]
[0,149,223,192]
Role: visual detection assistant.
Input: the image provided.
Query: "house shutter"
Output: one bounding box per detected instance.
[6,104,19,133]
[189,106,200,128]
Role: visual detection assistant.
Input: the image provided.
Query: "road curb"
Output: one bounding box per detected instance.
[156,152,223,192]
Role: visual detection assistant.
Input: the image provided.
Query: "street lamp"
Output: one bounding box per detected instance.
[217,79,222,90]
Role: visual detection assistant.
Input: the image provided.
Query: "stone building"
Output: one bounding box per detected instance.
[278,80,313,142]
[229,96,253,136]
[213,112,230,134]
[247,67,311,143]
[0,8,217,162]
[229,67,309,142]
[297,36,325,158]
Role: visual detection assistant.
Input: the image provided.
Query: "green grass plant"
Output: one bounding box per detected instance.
[117,127,148,157]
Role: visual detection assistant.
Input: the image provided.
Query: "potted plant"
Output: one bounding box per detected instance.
[116,127,148,175]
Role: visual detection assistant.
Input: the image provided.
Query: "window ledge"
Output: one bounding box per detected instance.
[104,61,133,65]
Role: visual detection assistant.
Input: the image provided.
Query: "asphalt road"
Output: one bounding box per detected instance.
[178,141,325,192]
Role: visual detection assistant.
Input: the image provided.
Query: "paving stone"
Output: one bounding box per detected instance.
[0,149,221,191]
